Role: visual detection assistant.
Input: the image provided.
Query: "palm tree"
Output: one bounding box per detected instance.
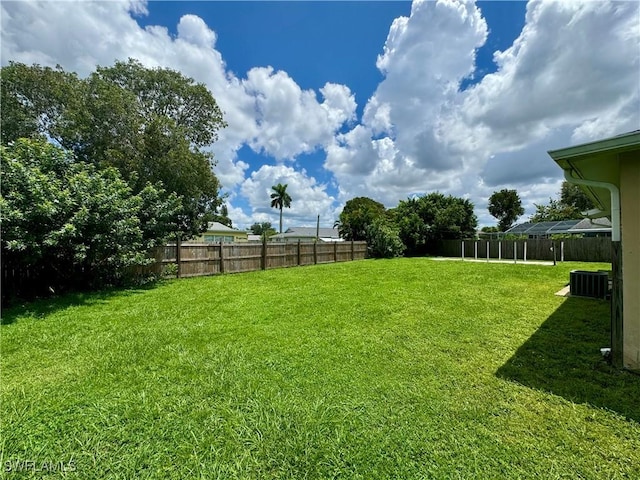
[270,183,292,233]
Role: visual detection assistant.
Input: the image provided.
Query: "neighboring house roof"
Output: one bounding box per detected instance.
[570,217,612,233]
[206,222,242,233]
[506,218,611,236]
[270,227,341,240]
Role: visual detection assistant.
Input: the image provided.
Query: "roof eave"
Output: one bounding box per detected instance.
[548,131,640,166]
[547,132,640,217]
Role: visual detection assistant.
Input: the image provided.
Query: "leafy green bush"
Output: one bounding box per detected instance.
[392,193,477,255]
[162,263,179,278]
[1,138,179,302]
[501,233,528,240]
[366,219,405,258]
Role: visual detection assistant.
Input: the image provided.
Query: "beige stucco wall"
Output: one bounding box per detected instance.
[620,152,640,370]
[191,231,248,243]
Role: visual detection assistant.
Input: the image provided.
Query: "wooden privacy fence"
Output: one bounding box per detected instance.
[435,237,611,263]
[153,240,368,278]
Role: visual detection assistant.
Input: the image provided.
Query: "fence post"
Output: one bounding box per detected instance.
[261,235,267,270]
[313,240,318,265]
[334,241,338,262]
[514,241,517,264]
[461,241,465,261]
[498,241,502,260]
[297,240,301,266]
[474,241,478,260]
[487,241,489,262]
[351,240,354,261]
[176,236,182,278]
[561,241,564,262]
[219,241,225,273]
[524,242,527,262]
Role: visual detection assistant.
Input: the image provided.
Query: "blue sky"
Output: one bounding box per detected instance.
[137,0,527,223]
[139,1,417,195]
[2,1,638,230]
[144,2,412,98]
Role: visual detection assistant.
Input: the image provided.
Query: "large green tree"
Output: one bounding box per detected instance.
[0,59,227,238]
[270,183,292,234]
[211,204,232,228]
[560,181,595,212]
[250,222,277,239]
[0,62,82,144]
[488,189,525,232]
[336,197,386,241]
[392,193,477,255]
[530,181,596,222]
[1,138,179,301]
[530,199,584,222]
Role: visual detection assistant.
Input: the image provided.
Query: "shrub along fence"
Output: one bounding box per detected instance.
[434,237,611,263]
[147,240,368,278]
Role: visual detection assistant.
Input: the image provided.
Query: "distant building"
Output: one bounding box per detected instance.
[190,222,248,243]
[270,227,342,243]
[504,218,611,238]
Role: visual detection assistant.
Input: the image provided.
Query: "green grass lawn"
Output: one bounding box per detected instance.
[2,258,639,479]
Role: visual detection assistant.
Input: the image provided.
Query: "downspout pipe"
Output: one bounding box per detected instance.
[564,170,620,242]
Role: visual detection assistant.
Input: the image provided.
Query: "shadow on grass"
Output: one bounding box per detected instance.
[0,282,161,326]
[496,296,640,422]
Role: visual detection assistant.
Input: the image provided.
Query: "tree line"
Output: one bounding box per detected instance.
[335,194,477,258]
[338,182,596,258]
[1,60,229,302]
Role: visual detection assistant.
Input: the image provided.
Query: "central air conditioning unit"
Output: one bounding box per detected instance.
[569,270,609,299]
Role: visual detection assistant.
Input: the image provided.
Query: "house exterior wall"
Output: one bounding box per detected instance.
[549,132,640,370]
[193,231,248,243]
[620,153,640,370]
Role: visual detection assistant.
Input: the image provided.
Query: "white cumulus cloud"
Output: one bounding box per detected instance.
[242,67,356,160]
[177,14,217,48]
[324,0,639,224]
[327,0,489,206]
